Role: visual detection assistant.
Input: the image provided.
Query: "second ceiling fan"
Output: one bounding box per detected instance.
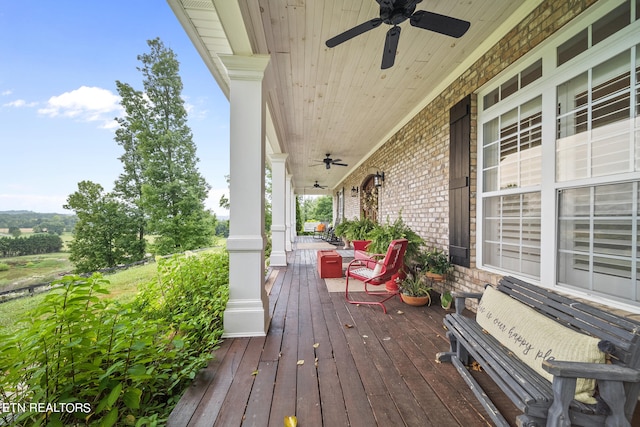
[314,153,348,170]
[325,0,471,69]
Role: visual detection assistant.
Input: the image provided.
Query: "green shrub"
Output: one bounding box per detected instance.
[0,262,9,271]
[0,250,229,426]
[134,250,229,349]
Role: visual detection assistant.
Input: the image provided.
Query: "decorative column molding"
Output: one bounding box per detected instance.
[269,153,288,266]
[220,54,270,337]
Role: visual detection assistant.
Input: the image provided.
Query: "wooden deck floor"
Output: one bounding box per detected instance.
[165,238,537,426]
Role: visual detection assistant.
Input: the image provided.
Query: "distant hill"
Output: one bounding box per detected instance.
[0,211,77,230]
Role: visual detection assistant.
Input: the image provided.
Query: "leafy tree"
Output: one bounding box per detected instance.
[219,175,230,210]
[0,234,62,257]
[115,38,212,255]
[33,215,65,236]
[7,226,21,238]
[296,196,303,232]
[215,220,229,237]
[113,82,147,250]
[314,195,333,222]
[64,181,145,273]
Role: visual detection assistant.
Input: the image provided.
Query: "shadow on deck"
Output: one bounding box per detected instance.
[166,237,639,427]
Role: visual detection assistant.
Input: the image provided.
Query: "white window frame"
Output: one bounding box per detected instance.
[477,0,640,312]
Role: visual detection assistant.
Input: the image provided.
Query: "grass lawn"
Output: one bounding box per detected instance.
[0,252,73,292]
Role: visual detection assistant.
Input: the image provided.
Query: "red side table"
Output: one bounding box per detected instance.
[317,250,343,278]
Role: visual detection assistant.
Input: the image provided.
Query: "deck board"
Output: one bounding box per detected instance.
[169,237,640,426]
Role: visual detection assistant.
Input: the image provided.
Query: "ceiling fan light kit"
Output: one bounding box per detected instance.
[325,0,471,69]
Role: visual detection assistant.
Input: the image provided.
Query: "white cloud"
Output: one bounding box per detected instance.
[1,90,13,96]
[3,99,37,108]
[38,86,122,128]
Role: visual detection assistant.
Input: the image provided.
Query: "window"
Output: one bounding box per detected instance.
[556,50,635,181]
[483,97,542,192]
[483,192,541,278]
[483,59,542,110]
[558,183,639,300]
[557,0,632,66]
[478,0,640,308]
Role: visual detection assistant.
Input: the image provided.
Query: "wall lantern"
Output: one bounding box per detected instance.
[374,171,385,187]
[351,186,359,197]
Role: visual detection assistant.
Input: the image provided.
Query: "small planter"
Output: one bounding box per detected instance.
[352,240,371,252]
[440,291,453,310]
[425,271,446,282]
[401,293,431,306]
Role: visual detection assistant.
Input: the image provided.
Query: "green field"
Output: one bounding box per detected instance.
[0,252,73,292]
[0,243,226,334]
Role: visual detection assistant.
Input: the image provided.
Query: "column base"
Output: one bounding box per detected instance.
[269,250,287,267]
[222,299,270,338]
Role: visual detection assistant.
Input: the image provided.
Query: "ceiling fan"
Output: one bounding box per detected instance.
[325,0,471,69]
[313,181,328,189]
[313,153,348,169]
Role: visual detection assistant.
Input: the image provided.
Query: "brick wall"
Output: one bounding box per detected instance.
[336,0,598,307]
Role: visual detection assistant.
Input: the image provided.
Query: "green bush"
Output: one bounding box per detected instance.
[0,262,9,271]
[134,250,229,349]
[0,250,229,426]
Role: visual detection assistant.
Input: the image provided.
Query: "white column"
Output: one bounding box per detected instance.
[269,153,288,266]
[285,174,294,249]
[220,54,270,338]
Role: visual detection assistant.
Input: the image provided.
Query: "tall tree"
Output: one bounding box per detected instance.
[115,38,212,255]
[113,81,148,251]
[64,181,145,273]
[314,195,333,222]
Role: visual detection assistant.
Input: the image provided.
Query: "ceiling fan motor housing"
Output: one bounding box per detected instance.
[380,0,419,25]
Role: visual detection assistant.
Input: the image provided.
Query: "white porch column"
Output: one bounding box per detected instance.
[220,54,270,337]
[285,174,294,250]
[269,153,288,266]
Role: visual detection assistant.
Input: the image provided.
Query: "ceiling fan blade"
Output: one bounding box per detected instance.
[333,162,348,167]
[381,26,401,69]
[326,18,383,48]
[331,158,342,163]
[409,10,470,38]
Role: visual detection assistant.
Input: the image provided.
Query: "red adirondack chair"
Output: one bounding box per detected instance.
[344,239,408,314]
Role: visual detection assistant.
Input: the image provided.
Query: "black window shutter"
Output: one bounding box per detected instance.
[449,96,471,268]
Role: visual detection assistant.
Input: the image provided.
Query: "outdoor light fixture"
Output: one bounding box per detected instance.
[351,186,359,197]
[374,171,385,187]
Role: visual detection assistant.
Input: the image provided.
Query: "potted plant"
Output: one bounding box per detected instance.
[365,214,424,291]
[440,290,453,310]
[345,217,376,251]
[398,272,431,306]
[423,248,453,282]
[334,219,355,249]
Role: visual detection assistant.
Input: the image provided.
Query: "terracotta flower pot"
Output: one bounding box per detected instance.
[401,294,431,306]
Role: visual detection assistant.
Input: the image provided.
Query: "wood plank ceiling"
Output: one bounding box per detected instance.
[172,0,533,194]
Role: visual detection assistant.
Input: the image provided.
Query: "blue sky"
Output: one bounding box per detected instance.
[0,1,231,217]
